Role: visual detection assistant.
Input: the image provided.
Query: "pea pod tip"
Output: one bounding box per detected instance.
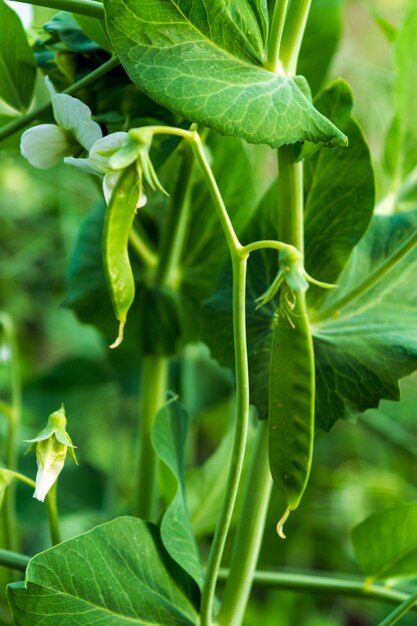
[109,321,126,349]
[276,507,291,540]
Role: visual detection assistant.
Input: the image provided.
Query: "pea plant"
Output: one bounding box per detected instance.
[1,0,417,624]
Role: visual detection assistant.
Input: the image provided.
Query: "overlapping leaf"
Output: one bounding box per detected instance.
[152,400,202,587]
[8,517,199,625]
[104,0,346,148]
[352,503,417,581]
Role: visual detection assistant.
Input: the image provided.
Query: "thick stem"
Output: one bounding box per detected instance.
[278,144,304,249]
[45,483,61,546]
[200,254,250,626]
[0,314,21,553]
[216,569,417,609]
[266,0,289,72]
[0,549,30,573]
[0,56,119,143]
[378,588,417,626]
[279,0,312,75]
[11,0,103,18]
[217,420,273,626]
[155,143,195,288]
[129,227,158,269]
[134,356,168,520]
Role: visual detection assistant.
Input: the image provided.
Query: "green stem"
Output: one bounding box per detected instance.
[134,355,168,520]
[0,56,119,143]
[266,0,289,72]
[200,253,250,626]
[0,549,30,573]
[129,227,158,269]
[217,420,273,626]
[379,588,417,626]
[216,569,417,609]
[278,144,304,249]
[45,483,61,546]
[311,228,417,323]
[131,125,250,624]
[11,0,103,18]
[0,314,22,553]
[155,142,195,288]
[279,0,312,75]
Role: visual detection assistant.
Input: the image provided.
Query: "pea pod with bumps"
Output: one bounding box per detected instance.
[268,288,315,539]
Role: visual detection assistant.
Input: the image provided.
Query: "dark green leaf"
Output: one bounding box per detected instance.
[310,209,417,430]
[352,503,417,582]
[152,400,202,586]
[104,0,346,148]
[8,517,199,625]
[0,0,36,111]
[43,12,100,52]
[298,0,343,95]
[304,79,375,303]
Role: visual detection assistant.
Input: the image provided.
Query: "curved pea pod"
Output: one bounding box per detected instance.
[268,290,315,539]
[103,165,141,348]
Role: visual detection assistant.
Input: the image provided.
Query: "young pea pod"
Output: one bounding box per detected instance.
[103,164,141,348]
[268,290,315,539]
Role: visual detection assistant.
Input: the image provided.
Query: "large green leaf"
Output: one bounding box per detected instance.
[104,0,346,148]
[352,503,417,582]
[0,0,36,111]
[152,400,202,587]
[310,209,417,430]
[8,517,199,625]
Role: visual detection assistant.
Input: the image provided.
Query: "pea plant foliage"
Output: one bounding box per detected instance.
[1,0,417,625]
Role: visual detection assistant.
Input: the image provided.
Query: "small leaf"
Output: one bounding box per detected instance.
[152,400,202,587]
[104,0,346,148]
[352,503,417,582]
[8,517,199,625]
[0,0,36,111]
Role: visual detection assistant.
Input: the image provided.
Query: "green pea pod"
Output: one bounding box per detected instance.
[269,290,315,539]
[103,165,140,348]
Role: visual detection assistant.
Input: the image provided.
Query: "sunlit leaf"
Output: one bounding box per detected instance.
[104,0,346,148]
[8,517,199,625]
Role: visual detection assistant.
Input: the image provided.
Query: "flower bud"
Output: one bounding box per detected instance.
[26,405,77,502]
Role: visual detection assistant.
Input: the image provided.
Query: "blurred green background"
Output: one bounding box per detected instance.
[1,1,417,625]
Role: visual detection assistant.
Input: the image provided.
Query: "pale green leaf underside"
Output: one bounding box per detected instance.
[152,401,202,587]
[104,0,346,148]
[8,517,198,626]
[352,503,417,581]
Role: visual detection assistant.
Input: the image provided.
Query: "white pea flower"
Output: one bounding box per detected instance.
[66,131,148,207]
[26,404,77,502]
[20,77,102,170]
